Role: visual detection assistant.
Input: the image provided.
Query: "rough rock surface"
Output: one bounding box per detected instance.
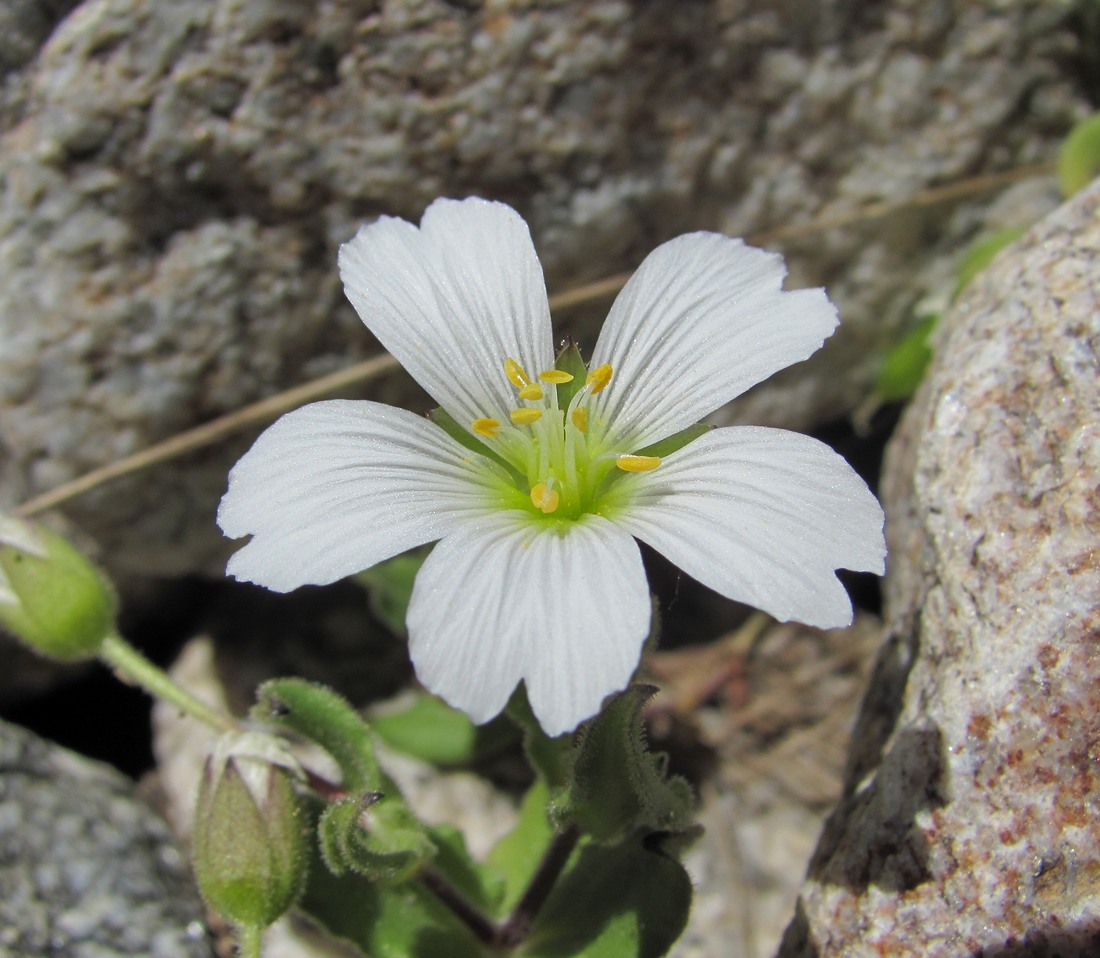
[0,717,212,958]
[778,180,1100,953]
[0,0,1085,579]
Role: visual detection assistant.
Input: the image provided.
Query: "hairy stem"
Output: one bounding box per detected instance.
[99,633,238,733]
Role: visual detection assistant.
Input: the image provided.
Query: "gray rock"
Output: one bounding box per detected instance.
[0,0,1086,579]
[779,179,1100,952]
[0,718,212,957]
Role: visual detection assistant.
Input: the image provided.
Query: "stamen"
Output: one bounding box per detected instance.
[472,417,501,438]
[586,364,613,394]
[510,408,543,426]
[571,407,588,433]
[530,481,560,514]
[518,383,544,401]
[615,454,661,472]
[505,357,532,389]
[539,369,574,384]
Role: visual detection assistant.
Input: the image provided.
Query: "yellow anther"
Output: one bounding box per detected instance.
[504,357,531,389]
[538,369,574,384]
[571,407,588,433]
[586,363,613,394]
[510,408,543,426]
[530,482,560,514]
[518,383,544,401]
[615,454,661,473]
[471,417,501,438]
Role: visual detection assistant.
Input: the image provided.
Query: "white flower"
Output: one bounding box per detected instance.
[218,198,885,736]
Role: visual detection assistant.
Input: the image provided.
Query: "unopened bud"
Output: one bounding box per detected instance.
[193,732,308,929]
[0,517,116,660]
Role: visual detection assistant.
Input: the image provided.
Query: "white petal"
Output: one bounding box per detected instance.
[588,233,838,450]
[338,197,555,428]
[407,512,651,736]
[612,426,885,629]
[218,400,503,592]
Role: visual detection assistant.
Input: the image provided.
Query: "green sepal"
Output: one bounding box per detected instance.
[876,314,937,402]
[523,833,694,958]
[553,339,589,410]
[318,793,435,883]
[485,778,555,916]
[371,692,518,768]
[0,520,117,661]
[193,759,308,928]
[551,685,695,844]
[356,547,428,637]
[253,678,380,792]
[1058,111,1100,198]
[427,407,524,485]
[952,228,1026,299]
[635,422,712,460]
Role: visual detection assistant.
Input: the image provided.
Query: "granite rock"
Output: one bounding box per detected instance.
[0,0,1086,579]
[779,177,1100,952]
[0,717,212,958]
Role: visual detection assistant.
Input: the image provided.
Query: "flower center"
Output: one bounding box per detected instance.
[470,357,661,520]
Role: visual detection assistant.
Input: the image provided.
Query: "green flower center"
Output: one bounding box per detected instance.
[468,355,661,522]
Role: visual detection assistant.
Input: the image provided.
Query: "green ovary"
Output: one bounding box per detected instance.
[471,357,658,524]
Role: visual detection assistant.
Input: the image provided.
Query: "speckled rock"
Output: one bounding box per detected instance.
[0,0,1085,580]
[779,179,1100,954]
[0,718,212,958]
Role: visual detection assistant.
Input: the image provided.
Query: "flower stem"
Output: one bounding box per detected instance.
[99,632,238,733]
[235,923,263,958]
[418,824,581,950]
[496,825,580,947]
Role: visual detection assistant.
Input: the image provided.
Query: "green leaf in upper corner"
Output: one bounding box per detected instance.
[1058,111,1100,198]
[253,678,381,792]
[371,692,519,768]
[520,833,693,958]
[875,314,938,402]
[356,547,429,637]
[485,778,555,917]
[552,339,589,410]
[635,422,712,460]
[952,228,1026,300]
[550,685,695,845]
[300,824,490,958]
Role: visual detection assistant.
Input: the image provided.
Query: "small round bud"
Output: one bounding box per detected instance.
[0,517,117,660]
[193,732,309,929]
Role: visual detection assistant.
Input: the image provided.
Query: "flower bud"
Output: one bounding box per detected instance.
[192,732,309,929]
[0,516,117,660]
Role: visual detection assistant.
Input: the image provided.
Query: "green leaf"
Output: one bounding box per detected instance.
[427,825,505,916]
[506,685,572,789]
[875,314,937,402]
[485,779,555,916]
[318,794,435,883]
[1058,111,1100,198]
[301,824,490,958]
[253,678,380,792]
[551,686,695,845]
[553,340,589,410]
[635,422,712,460]
[371,692,518,768]
[357,548,429,637]
[521,835,693,958]
[953,228,1026,299]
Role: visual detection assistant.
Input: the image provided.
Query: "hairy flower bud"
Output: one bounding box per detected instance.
[192,732,308,929]
[0,517,117,660]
